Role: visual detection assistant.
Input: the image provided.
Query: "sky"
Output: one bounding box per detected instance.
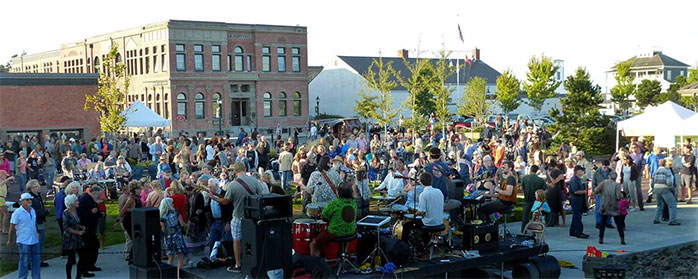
[2,0,696,91]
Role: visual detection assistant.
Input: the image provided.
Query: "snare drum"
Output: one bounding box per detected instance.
[307,204,322,218]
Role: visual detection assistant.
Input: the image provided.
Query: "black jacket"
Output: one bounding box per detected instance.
[29,192,49,225]
[77,193,99,233]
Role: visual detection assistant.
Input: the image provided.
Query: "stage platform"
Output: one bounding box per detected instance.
[181,236,549,279]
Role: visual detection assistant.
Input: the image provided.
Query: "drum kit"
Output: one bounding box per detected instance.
[292,218,328,255]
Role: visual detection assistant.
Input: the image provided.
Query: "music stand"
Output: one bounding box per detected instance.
[357,215,392,266]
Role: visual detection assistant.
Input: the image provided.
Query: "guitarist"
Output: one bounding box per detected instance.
[423,147,461,210]
[208,162,269,273]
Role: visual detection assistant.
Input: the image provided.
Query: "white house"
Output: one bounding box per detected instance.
[309,49,501,119]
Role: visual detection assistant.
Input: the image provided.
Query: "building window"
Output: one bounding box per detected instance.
[667,70,672,80]
[177,93,187,118]
[176,44,185,52]
[241,85,250,92]
[231,85,239,92]
[176,54,185,71]
[153,55,158,73]
[246,56,252,71]
[93,57,100,73]
[262,46,271,72]
[292,56,300,72]
[194,44,203,52]
[195,92,205,119]
[277,47,286,72]
[212,45,221,71]
[235,46,244,72]
[195,54,204,71]
[213,93,222,118]
[263,92,272,117]
[293,91,302,116]
[212,54,221,71]
[278,92,287,116]
[227,55,232,72]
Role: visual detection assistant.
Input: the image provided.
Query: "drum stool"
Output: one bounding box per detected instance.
[422,224,446,260]
[332,234,358,277]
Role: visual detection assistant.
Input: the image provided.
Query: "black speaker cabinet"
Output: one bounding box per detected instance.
[462,222,499,252]
[244,194,292,220]
[131,207,162,267]
[129,262,176,279]
[449,179,465,201]
[241,218,293,278]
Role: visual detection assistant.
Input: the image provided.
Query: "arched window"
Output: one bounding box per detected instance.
[234,46,244,72]
[278,92,287,117]
[177,93,187,119]
[213,93,222,118]
[263,92,272,117]
[195,93,205,119]
[93,57,100,73]
[293,91,302,116]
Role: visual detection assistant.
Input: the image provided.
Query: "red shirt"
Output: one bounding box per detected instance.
[171,194,187,220]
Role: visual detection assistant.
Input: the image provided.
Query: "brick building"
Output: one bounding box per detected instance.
[0,73,101,141]
[10,20,310,136]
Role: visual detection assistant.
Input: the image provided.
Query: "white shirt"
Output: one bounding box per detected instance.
[375,171,404,197]
[10,206,39,245]
[206,145,215,161]
[418,186,444,227]
[310,126,317,135]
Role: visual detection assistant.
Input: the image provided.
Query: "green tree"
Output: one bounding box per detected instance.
[681,95,698,111]
[522,54,560,112]
[398,57,436,132]
[84,43,129,134]
[430,49,459,137]
[688,66,698,84]
[610,59,635,115]
[356,57,401,137]
[634,79,662,109]
[658,75,686,104]
[457,76,489,125]
[495,70,521,115]
[549,67,613,155]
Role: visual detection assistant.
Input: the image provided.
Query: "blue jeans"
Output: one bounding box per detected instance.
[595,195,613,225]
[208,220,232,252]
[18,173,27,193]
[17,243,41,279]
[281,171,293,190]
[569,197,584,236]
[44,171,55,188]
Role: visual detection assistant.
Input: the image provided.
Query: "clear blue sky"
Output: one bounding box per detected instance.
[2,0,695,90]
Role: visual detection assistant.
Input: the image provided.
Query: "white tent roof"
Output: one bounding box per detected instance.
[122,100,171,127]
[617,101,695,136]
[680,113,698,135]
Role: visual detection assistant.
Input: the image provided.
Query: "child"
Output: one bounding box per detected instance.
[617,191,630,245]
[526,189,551,243]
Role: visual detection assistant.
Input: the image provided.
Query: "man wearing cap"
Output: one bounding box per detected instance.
[7,193,41,279]
[568,165,589,238]
[592,160,615,229]
[575,151,593,181]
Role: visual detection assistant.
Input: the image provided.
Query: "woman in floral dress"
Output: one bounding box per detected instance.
[160,197,187,279]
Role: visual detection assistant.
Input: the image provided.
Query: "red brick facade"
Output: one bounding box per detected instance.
[0,74,101,141]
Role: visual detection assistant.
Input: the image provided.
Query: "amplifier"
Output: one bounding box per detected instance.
[244,194,292,220]
[462,222,499,252]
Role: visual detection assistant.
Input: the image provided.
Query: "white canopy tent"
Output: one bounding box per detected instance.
[616,101,696,149]
[122,100,171,127]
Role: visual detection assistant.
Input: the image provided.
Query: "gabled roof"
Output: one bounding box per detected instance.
[627,52,690,68]
[338,56,501,90]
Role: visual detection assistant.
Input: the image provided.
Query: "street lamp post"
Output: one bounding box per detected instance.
[315,96,320,119]
[217,100,223,136]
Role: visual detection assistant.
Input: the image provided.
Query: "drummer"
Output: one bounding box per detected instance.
[309,182,357,257]
[402,172,444,247]
[374,160,406,198]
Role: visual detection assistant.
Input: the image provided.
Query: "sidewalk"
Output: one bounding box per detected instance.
[507,201,698,278]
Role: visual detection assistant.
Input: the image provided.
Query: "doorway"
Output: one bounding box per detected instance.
[230,99,248,126]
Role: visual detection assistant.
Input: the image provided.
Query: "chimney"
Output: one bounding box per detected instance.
[472,48,480,61]
[397,49,409,58]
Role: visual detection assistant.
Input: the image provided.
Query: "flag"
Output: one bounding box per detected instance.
[457,24,464,44]
[465,55,472,67]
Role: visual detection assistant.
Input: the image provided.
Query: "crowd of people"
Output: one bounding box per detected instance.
[0,118,695,278]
